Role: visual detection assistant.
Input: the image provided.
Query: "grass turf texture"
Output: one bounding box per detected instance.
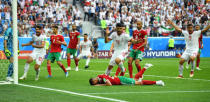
[0,58,210,102]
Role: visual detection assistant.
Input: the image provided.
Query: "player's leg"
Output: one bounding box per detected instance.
[115,58,125,73]
[196,50,201,70]
[34,64,40,81]
[177,51,189,78]
[135,50,143,72]
[47,53,53,77]
[34,55,45,80]
[189,54,197,77]
[19,56,34,80]
[55,52,68,77]
[115,60,126,77]
[85,55,91,69]
[73,49,79,71]
[66,48,71,70]
[6,57,14,81]
[135,59,141,72]
[134,63,153,81]
[136,80,164,86]
[128,50,134,78]
[186,59,190,69]
[105,65,114,75]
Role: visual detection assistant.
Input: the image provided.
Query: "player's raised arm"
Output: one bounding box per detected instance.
[201,25,210,34]
[105,27,112,43]
[167,19,182,33]
[22,41,34,47]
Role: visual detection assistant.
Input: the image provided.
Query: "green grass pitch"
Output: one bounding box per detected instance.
[0,58,210,102]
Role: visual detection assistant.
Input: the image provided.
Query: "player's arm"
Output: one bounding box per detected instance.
[32,41,45,48]
[22,41,34,47]
[79,44,82,53]
[94,79,112,86]
[167,19,182,33]
[137,35,148,49]
[105,27,112,43]
[201,25,210,34]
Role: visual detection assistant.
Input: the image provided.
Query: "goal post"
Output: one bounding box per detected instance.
[12,0,18,84]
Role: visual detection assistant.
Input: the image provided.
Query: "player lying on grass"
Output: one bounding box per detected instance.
[89,63,164,86]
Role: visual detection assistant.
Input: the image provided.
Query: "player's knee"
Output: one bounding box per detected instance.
[179,59,185,65]
[135,61,139,65]
[34,64,40,70]
[115,58,121,65]
[26,57,33,63]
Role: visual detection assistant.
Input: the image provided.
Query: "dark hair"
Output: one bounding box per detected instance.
[89,78,94,85]
[84,33,88,36]
[187,24,193,27]
[36,25,42,29]
[116,23,124,27]
[52,26,58,29]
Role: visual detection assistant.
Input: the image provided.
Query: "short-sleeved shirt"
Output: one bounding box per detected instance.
[97,74,121,85]
[32,34,46,54]
[182,30,201,51]
[80,40,92,52]
[132,29,147,51]
[68,31,80,49]
[109,32,131,51]
[198,34,203,48]
[50,34,64,53]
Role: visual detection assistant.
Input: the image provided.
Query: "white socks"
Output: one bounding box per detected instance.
[179,64,184,76]
[23,63,30,76]
[86,57,90,66]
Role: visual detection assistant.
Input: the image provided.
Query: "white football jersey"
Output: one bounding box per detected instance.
[32,34,46,54]
[182,30,201,51]
[109,32,131,51]
[80,40,92,52]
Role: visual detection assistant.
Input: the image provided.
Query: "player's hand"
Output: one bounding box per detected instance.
[105,27,110,35]
[5,49,11,57]
[56,40,62,44]
[32,44,35,47]
[109,51,112,56]
[201,44,203,49]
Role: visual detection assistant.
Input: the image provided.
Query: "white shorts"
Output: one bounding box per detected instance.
[29,50,46,65]
[109,50,129,66]
[181,49,198,61]
[78,51,92,59]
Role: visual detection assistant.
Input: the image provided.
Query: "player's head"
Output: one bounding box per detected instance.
[36,25,42,36]
[84,33,88,40]
[72,24,77,31]
[187,23,194,34]
[89,77,98,85]
[195,25,200,31]
[52,26,58,34]
[116,23,124,35]
[137,21,142,30]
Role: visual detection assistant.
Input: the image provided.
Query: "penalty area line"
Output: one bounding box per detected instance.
[84,90,210,95]
[18,84,127,102]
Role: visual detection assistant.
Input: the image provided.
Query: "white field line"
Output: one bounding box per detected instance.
[84,90,210,95]
[18,84,127,102]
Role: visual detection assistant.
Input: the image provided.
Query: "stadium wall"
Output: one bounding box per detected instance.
[0,37,209,58]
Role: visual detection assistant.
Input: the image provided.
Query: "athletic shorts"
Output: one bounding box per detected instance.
[109,50,129,66]
[67,48,77,57]
[78,51,91,59]
[129,49,143,60]
[30,50,45,65]
[118,76,135,85]
[181,49,198,61]
[47,52,61,63]
[198,48,201,54]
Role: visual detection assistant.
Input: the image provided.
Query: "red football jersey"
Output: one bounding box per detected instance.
[132,30,147,51]
[97,74,121,85]
[198,34,203,48]
[50,34,64,53]
[68,31,80,49]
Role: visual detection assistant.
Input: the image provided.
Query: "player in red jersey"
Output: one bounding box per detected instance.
[47,26,68,78]
[127,21,148,78]
[89,63,164,86]
[66,24,80,71]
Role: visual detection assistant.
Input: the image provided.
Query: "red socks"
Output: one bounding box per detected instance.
[128,64,133,78]
[142,80,156,85]
[59,64,67,72]
[134,68,146,79]
[67,58,71,67]
[115,67,121,76]
[47,64,52,76]
[136,64,141,72]
[196,57,200,67]
[74,59,79,66]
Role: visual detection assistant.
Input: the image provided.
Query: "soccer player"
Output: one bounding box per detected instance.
[66,24,80,71]
[167,19,209,78]
[77,34,93,69]
[89,63,164,86]
[128,21,148,78]
[4,24,19,81]
[186,25,203,70]
[104,23,137,75]
[47,26,68,78]
[19,25,46,81]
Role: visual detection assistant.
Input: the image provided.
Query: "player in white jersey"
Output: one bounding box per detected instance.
[19,25,46,80]
[104,23,137,75]
[168,19,209,78]
[77,34,93,69]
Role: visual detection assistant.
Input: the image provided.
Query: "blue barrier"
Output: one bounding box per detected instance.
[0,37,209,57]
